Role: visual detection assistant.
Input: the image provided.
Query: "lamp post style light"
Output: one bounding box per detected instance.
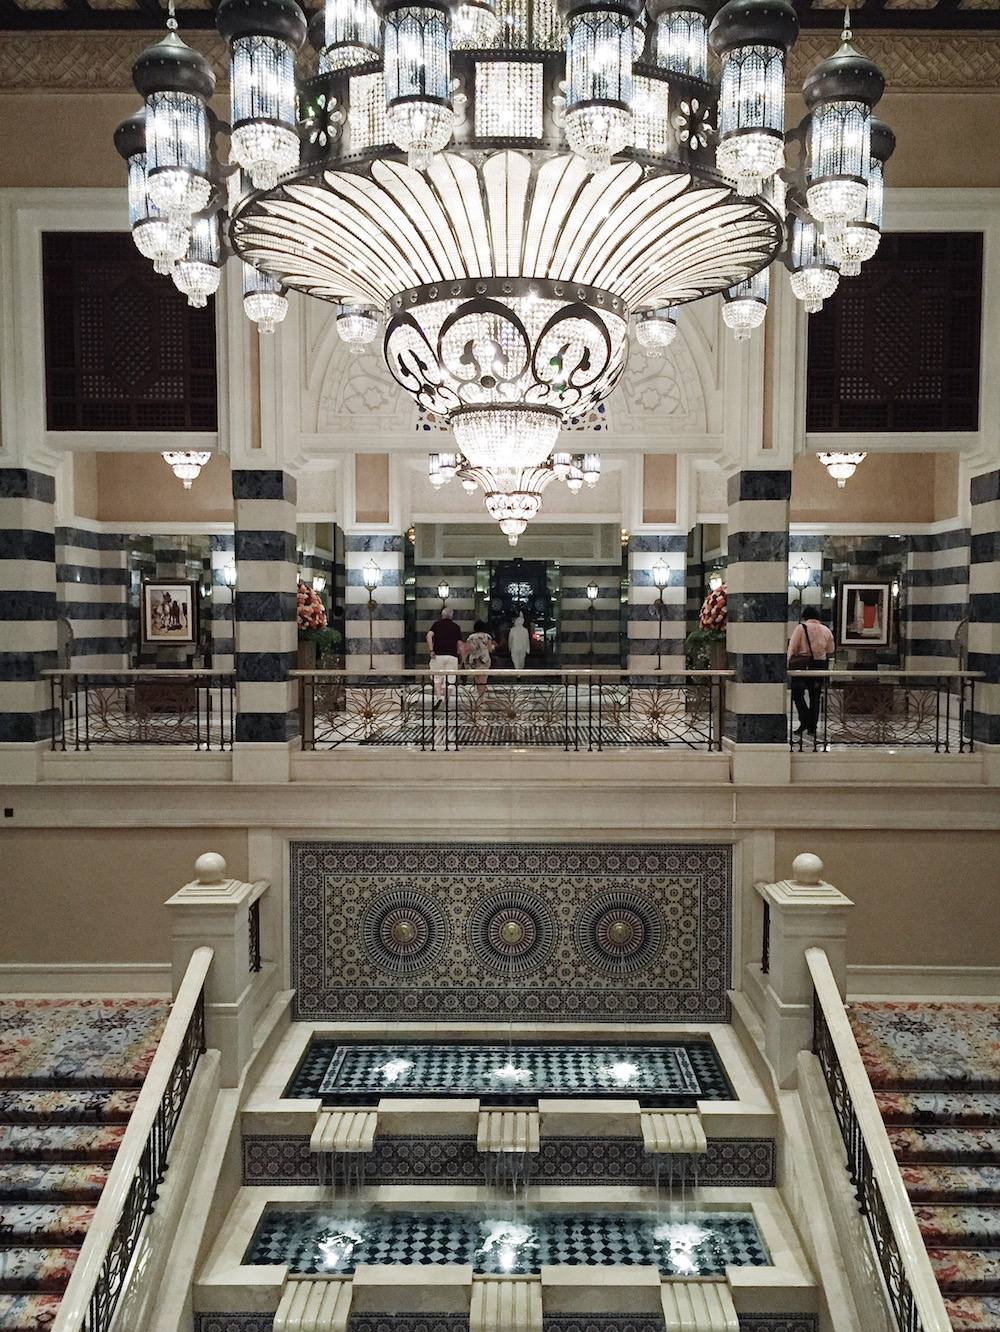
[362,559,382,671]
[437,579,450,609]
[313,574,327,595]
[708,569,724,593]
[651,559,669,670]
[222,561,238,589]
[586,580,599,663]
[791,558,811,605]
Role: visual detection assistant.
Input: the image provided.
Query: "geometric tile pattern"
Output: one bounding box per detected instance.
[287,1040,732,1107]
[290,842,732,1023]
[242,1135,776,1188]
[195,1319,818,1332]
[245,1206,770,1275]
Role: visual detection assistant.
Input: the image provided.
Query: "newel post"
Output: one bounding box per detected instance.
[757,852,853,1088]
[165,852,269,1086]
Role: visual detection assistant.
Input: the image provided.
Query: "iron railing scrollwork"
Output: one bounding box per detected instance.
[788,670,981,753]
[249,897,262,974]
[47,671,235,752]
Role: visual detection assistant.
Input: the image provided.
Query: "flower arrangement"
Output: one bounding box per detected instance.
[685,583,727,668]
[699,583,727,632]
[297,579,327,634]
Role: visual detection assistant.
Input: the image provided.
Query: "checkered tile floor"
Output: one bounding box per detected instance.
[287,1041,732,1107]
[246,1207,769,1276]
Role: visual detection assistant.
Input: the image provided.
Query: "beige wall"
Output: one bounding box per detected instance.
[774,828,999,968]
[790,452,957,525]
[84,452,233,525]
[71,452,99,521]
[0,828,250,965]
[642,453,677,524]
[355,453,390,525]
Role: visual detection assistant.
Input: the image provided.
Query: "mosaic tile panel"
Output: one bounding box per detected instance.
[290,842,732,1023]
[246,1206,769,1276]
[242,1135,775,1188]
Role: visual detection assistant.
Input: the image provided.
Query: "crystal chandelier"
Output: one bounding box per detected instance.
[162,450,213,489]
[118,0,893,498]
[817,450,866,488]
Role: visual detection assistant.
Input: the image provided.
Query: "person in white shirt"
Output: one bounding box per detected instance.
[787,608,835,737]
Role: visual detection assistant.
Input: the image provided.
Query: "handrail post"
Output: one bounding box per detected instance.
[165,853,270,1087]
[755,852,854,1088]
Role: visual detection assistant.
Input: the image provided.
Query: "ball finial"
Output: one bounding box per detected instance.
[791,852,824,886]
[194,851,227,884]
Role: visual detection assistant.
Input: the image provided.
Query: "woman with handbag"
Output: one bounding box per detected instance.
[787,607,834,737]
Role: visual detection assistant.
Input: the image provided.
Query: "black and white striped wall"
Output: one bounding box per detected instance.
[209,534,235,674]
[0,468,57,745]
[232,470,298,743]
[414,563,477,662]
[904,527,970,673]
[627,535,687,673]
[345,534,404,671]
[55,528,130,672]
[561,571,622,667]
[969,469,1000,745]
[787,535,824,634]
[725,469,791,745]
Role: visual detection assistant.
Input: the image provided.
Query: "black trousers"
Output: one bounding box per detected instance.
[791,660,826,732]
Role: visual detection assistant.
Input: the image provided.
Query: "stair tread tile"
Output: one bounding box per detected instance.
[902,1165,1000,1203]
[0,1203,96,1245]
[0,1293,63,1331]
[0,1089,138,1124]
[944,1294,1000,1332]
[889,1126,1000,1164]
[0,1246,78,1294]
[915,1206,1000,1249]
[876,1091,1000,1126]
[0,1162,110,1202]
[0,1124,126,1163]
[928,1248,1000,1293]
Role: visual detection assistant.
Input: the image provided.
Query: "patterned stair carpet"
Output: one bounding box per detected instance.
[851,1001,1000,1332]
[0,999,169,1331]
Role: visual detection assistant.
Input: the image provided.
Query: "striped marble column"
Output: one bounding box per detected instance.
[725,469,791,745]
[414,563,476,662]
[232,469,298,744]
[627,536,687,673]
[209,534,236,674]
[345,535,405,671]
[969,470,1000,745]
[561,572,622,667]
[904,527,970,672]
[0,468,57,746]
[55,529,130,672]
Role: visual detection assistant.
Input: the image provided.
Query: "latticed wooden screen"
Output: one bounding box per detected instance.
[806,232,982,433]
[42,232,217,431]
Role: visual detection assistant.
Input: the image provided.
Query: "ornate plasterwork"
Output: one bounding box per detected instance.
[5,28,999,93]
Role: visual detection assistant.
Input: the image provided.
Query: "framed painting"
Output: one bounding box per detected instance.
[837,579,893,649]
[141,579,198,647]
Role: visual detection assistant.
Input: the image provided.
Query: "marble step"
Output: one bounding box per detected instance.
[0,1246,78,1294]
[929,1248,1000,1293]
[0,1089,138,1124]
[889,1126,1000,1164]
[0,1124,126,1163]
[0,1162,110,1202]
[901,1164,1000,1203]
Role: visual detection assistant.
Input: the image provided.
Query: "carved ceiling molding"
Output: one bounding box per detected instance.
[3,27,999,93]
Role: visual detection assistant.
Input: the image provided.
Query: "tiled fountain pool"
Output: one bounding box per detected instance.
[287,1040,732,1106]
[247,1205,769,1276]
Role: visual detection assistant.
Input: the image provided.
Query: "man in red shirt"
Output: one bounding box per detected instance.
[426,608,466,705]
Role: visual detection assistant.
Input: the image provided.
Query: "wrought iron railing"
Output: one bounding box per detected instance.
[248,896,262,974]
[46,671,235,751]
[787,670,981,752]
[808,948,952,1332]
[294,668,731,752]
[53,947,212,1332]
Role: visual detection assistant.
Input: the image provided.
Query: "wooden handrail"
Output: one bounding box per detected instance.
[807,948,952,1332]
[53,947,214,1332]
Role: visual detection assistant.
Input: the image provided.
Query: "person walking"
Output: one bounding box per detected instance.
[787,606,835,738]
[426,606,465,707]
[465,620,496,700]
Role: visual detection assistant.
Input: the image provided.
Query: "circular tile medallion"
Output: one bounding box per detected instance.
[361,891,449,976]
[467,889,557,977]
[575,891,664,976]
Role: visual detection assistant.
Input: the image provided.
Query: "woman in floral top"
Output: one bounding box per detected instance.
[465,620,496,699]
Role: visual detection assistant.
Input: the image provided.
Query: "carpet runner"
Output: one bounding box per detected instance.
[850,1001,1000,1332]
[0,999,169,1331]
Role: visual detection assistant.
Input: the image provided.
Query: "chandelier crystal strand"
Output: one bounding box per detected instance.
[383,0,454,168]
[788,212,839,314]
[803,8,884,236]
[218,0,307,192]
[710,0,798,197]
[827,115,894,276]
[650,0,709,79]
[131,6,215,225]
[114,111,190,275]
[452,0,500,49]
[634,307,678,356]
[562,0,643,171]
[243,262,289,333]
[322,0,381,68]
[722,265,768,340]
[173,210,223,307]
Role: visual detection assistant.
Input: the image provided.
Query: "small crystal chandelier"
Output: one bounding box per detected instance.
[336,302,380,352]
[788,211,839,315]
[242,262,289,334]
[722,267,768,341]
[817,450,866,487]
[826,116,895,276]
[634,308,678,357]
[173,211,223,307]
[162,450,213,489]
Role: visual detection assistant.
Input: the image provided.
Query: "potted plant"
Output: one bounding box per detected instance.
[297,580,329,670]
[685,583,728,670]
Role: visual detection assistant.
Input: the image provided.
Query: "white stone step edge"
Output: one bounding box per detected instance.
[274,1276,353,1332]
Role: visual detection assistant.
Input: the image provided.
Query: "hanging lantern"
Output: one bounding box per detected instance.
[383,0,454,169]
[162,450,213,489]
[242,262,289,334]
[650,0,709,80]
[451,0,500,49]
[722,265,768,340]
[827,115,894,276]
[320,0,380,69]
[428,453,448,488]
[336,302,380,350]
[803,11,884,235]
[217,0,307,192]
[114,111,190,275]
[817,450,866,488]
[582,453,601,487]
[788,212,838,314]
[131,13,215,224]
[173,211,223,307]
[709,0,798,196]
[634,307,678,356]
[561,0,644,171]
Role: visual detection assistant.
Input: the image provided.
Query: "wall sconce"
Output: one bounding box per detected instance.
[437,579,450,608]
[362,559,382,671]
[790,558,811,603]
[222,561,238,589]
[651,559,669,671]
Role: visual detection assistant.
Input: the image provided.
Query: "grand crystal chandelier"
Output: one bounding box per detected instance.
[118,0,892,537]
